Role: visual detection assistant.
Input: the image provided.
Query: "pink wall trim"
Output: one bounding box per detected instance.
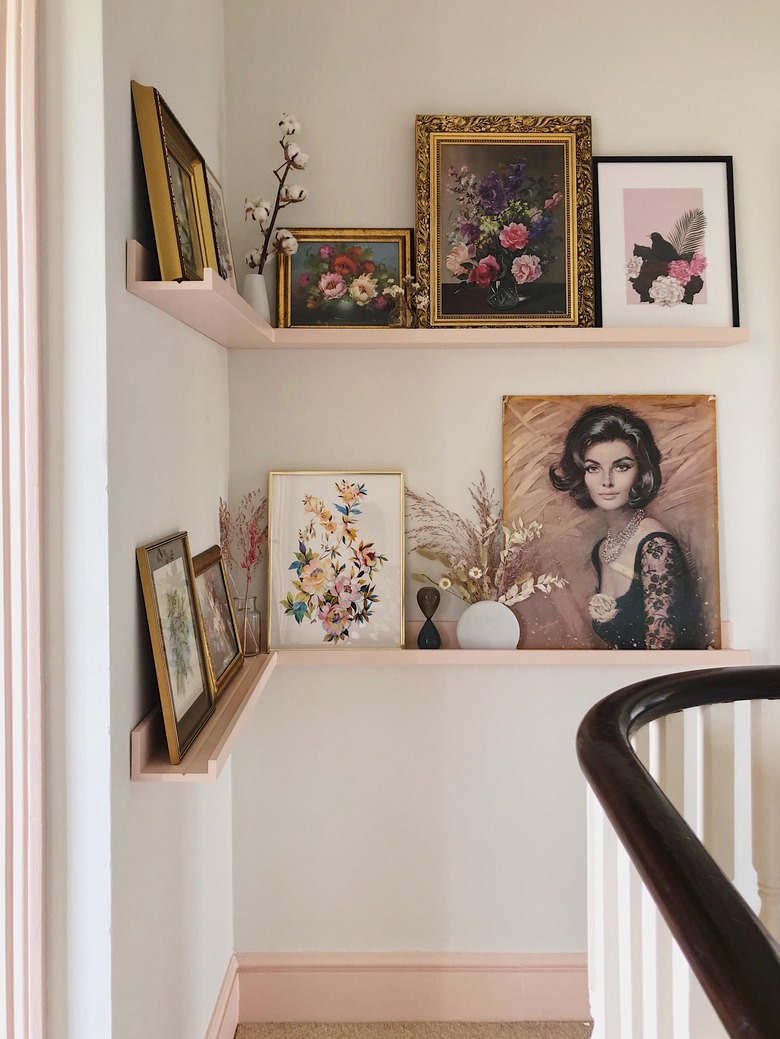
[231,952,589,1023]
[3,0,44,1035]
[203,955,241,1039]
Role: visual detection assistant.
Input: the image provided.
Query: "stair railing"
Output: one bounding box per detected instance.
[577,666,780,1038]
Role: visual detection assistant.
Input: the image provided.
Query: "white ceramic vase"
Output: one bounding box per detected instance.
[241,271,272,325]
[456,599,520,650]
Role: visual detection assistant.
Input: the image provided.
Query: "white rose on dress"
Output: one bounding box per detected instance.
[588,593,618,622]
[649,275,685,307]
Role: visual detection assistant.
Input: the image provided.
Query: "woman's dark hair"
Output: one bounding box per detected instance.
[549,404,662,510]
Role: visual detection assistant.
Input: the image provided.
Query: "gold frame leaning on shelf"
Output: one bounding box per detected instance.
[131,80,219,282]
[267,471,406,651]
[415,114,595,328]
[192,544,244,698]
[276,228,413,328]
[136,531,215,764]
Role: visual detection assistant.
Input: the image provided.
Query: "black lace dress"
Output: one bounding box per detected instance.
[590,532,703,649]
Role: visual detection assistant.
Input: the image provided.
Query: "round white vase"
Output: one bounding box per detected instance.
[241,271,272,325]
[456,600,520,650]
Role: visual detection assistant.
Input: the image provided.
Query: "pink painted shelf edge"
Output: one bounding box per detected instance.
[126,241,748,350]
[273,619,749,667]
[131,624,749,782]
[131,652,278,782]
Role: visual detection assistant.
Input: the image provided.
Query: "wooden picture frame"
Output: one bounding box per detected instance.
[131,80,219,282]
[192,545,243,697]
[594,156,740,328]
[205,166,237,290]
[267,471,405,650]
[502,395,721,651]
[277,229,413,327]
[415,114,594,328]
[136,532,215,763]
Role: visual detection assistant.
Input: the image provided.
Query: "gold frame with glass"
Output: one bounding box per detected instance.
[136,532,215,764]
[267,471,405,651]
[415,114,594,328]
[131,80,219,281]
[192,545,244,698]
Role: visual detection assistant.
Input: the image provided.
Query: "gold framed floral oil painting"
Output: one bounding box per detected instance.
[276,229,413,327]
[193,544,243,698]
[136,532,215,763]
[415,114,594,328]
[502,395,721,650]
[267,471,405,650]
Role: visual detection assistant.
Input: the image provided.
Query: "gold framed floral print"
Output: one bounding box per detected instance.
[192,544,243,698]
[131,80,219,282]
[136,532,215,764]
[267,472,405,650]
[415,114,594,328]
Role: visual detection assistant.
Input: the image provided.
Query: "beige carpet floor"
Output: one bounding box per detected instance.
[235,1023,593,1039]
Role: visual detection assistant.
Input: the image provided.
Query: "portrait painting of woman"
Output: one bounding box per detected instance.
[502,395,720,649]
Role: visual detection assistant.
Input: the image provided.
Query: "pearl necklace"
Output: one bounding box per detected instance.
[600,509,645,564]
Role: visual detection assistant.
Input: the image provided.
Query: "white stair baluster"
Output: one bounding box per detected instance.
[751,699,780,940]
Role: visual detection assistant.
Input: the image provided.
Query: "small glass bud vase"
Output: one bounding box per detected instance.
[233,595,261,657]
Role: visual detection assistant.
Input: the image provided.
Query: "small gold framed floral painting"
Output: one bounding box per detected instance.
[192,545,243,698]
[136,532,215,764]
[276,229,413,327]
[267,471,405,649]
[415,114,594,328]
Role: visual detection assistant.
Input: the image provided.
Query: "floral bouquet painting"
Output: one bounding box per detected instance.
[277,230,412,328]
[442,153,566,317]
[268,472,404,649]
[625,208,707,307]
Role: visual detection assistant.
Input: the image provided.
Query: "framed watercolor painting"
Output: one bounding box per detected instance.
[276,229,413,327]
[415,114,594,328]
[131,80,219,282]
[502,395,721,651]
[267,471,405,650]
[205,166,237,290]
[192,544,243,697]
[136,532,215,763]
[594,156,739,327]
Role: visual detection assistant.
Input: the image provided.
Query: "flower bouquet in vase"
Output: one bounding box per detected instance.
[219,490,268,655]
[445,162,564,310]
[406,473,566,647]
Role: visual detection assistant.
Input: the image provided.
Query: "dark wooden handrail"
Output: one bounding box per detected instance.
[577,666,780,1039]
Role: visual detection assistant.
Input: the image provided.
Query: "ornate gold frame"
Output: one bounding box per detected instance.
[131,80,219,281]
[276,228,413,328]
[415,114,594,328]
[192,545,244,698]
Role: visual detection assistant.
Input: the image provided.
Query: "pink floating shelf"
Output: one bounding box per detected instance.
[131,653,278,782]
[126,241,747,351]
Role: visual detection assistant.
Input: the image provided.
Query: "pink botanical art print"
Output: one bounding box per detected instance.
[622,188,708,307]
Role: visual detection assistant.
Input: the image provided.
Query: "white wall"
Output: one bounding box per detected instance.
[225,0,780,955]
[44,0,235,1037]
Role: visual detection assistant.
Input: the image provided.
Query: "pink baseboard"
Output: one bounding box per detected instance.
[204,955,240,1039]
[225,952,589,1024]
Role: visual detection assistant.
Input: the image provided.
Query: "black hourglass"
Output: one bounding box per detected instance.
[416,586,442,649]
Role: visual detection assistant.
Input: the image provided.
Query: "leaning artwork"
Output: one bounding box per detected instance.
[502,395,720,650]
